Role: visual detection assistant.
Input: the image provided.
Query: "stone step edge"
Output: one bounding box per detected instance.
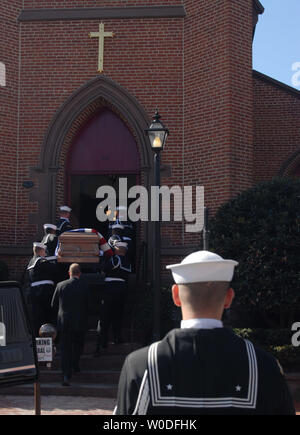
[38,371,300,381]
[20,382,117,389]
[285,373,300,381]
[39,369,120,374]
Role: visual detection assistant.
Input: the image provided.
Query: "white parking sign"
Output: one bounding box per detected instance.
[36,337,52,362]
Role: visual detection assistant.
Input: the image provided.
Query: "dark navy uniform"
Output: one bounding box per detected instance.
[41,233,58,257]
[108,219,134,239]
[56,217,73,236]
[97,250,132,348]
[27,255,58,336]
[108,225,134,265]
[114,326,295,415]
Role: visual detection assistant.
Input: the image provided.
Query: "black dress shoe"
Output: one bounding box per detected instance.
[62,376,71,386]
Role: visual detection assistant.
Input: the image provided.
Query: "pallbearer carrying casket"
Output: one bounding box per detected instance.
[56,206,73,236]
[108,206,134,240]
[27,242,58,336]
[94,237,132,356]
[41,223,58,257]
[110,223,133,260]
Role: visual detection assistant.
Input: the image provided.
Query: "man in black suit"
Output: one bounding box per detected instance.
[51,263,89,386]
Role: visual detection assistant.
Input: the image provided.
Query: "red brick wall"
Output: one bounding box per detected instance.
[183,0,254,246]
[18,16,183,245]
[0,1,269,280]
[253,72,300,182]
[0,1,22,246]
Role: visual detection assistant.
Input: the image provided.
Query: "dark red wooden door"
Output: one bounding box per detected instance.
[66,108,140,235]
[67,108,140,174]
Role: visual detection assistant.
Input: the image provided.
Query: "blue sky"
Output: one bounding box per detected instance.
[253,0,300,90]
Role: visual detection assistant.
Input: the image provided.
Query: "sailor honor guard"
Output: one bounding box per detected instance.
[27,242,58,336]
[94,236,132,355]
[110,223,133,260]
[108,206,134,239]
[56,206,73,236]
[107,207,135,265]
[113,251,295,415]
[41,224,58,257]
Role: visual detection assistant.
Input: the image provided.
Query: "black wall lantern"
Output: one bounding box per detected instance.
[145,108,169,341]
[145,108,169,152]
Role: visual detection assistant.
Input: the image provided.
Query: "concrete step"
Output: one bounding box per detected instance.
[50,353,127,371]
[39,369,120,384]
[83,326,145,345]
[285,373,300,402]
[285,373,300,382]
[0,339,143,398]
[0,381,118,398]
[82,341,142,355]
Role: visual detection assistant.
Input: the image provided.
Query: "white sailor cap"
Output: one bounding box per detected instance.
[114,241,128,249]
[59,205,72,213]
[112,223,124,230]
[166,250,238,284]
[43,223,57,231]
[33,242,47,250]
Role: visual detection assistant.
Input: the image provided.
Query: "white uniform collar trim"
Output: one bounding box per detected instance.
[181,318,223,329]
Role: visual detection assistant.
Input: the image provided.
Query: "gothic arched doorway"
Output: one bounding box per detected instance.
[33,75,152,270]
[66,107,140,240]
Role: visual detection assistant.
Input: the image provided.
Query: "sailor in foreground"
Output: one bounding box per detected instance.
[41,224,58,257]
[114,250,295,415]
[27,242,58,336]
[56,206,73,236]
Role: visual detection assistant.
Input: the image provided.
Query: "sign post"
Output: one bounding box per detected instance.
[36,337,53,363]
[34,381,41,415]
[34,336,54,415]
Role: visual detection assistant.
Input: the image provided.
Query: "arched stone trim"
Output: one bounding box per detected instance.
[30,75,152,229]
[39,75,151,172]
[278,148,300,177]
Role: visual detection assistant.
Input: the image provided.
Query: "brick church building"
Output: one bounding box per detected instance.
[1,0,300,281]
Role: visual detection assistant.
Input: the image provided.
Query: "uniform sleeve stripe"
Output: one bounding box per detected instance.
[132,370,150,415]
[27,257,42,270]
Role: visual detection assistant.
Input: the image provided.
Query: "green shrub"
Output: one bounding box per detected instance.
[267,346,300,370]
[129,284,181,344]
[234,328,300,370]
[234,328,292,346]
[210,177,300,328]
